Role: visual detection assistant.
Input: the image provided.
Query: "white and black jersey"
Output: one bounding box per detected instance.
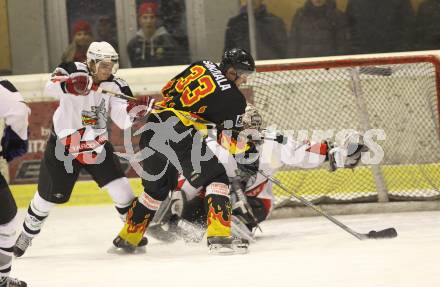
[0,78,30,140]
[0,79,29,230]
[33,63,133,204]
[46,62,133,155]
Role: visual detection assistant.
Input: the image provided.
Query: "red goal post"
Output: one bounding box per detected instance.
[245,51,440,208]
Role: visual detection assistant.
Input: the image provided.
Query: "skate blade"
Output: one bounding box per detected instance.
[208,244,248,255]
[107,245,146,255]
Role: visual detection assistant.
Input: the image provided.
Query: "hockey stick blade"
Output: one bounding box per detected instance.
[365,227,398,240]
[259,170,399,241]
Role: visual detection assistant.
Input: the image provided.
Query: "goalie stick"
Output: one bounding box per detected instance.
[259,170,398,240]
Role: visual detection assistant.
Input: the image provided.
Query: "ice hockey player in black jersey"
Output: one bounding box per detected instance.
[146,104,369,244]
[113,48,256,254]
[13,41,152,257]
[0,79,30,287]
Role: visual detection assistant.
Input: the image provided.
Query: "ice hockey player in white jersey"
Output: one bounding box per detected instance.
[148,104,367,243]
[13,41,153,257]
[0,79,30,287]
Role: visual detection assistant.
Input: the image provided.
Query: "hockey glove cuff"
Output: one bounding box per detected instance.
[126,96,155,120]
[1,126,29,162]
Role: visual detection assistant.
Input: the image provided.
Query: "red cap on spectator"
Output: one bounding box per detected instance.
[73,20,92,35]
[138,2,158,17]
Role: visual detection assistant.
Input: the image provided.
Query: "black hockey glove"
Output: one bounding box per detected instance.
[235,141,259,180]
[1,126,28,162]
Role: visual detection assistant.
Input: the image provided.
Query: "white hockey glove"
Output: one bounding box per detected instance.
[328,132,369,172]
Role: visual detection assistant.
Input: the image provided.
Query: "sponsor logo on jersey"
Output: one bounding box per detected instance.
[81,99,108,129]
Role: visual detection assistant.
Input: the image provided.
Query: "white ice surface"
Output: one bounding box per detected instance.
[11,206,440,287]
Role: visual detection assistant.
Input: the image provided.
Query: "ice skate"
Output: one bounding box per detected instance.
[13,232,33,258]
[0,276,27,287]
[108,236,148,255]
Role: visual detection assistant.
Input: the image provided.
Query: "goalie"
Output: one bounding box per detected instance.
[146,104,369,243]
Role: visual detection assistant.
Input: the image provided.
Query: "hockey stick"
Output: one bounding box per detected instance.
[259,170,398,240]
[98,88,137,101]
[51,75,139,102]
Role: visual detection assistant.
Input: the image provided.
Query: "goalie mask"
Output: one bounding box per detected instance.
[86,41,119,75]
[243,104,263,131]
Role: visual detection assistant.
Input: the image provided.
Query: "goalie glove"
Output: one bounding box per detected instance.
[327,133,369,172]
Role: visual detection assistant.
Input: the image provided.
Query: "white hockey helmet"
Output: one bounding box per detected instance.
[86,41,119,74]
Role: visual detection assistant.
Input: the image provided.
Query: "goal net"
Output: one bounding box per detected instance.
[245,53,440,208]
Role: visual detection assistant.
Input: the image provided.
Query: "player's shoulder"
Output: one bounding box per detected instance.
[107,76,129,88]
[101,75,133,97]
[55,61,89,75]
[0,78,18,93]
[194,60,223,77]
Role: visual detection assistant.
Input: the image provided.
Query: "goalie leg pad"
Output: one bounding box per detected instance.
[231,215,256,243]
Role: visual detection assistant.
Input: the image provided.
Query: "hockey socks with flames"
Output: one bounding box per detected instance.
[118,192,161,246]
[205,183,231,238]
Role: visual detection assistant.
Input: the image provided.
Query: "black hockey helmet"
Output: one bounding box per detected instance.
[219,48,255,74]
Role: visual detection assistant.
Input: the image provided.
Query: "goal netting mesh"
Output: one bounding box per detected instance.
[245,54,440,208]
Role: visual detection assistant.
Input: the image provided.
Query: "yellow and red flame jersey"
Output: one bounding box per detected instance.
[158,60,246,129]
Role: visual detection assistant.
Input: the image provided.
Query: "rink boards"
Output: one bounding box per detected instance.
[10,163,440,208]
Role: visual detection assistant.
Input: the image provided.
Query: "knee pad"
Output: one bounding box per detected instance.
[33,191,55,215]
[104,177,135,208]
[0,214,18,248]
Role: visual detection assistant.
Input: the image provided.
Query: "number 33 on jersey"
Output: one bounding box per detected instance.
[158,60,247,128]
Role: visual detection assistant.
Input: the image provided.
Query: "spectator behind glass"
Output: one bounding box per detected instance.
[96,15,118,51]
[224,0,287,60]
[61,20,93,63]
[159,0,189,62]
[127,2,182,67]
[346,0,415,54]
[288,0,348,58]
[415,0,440,50]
